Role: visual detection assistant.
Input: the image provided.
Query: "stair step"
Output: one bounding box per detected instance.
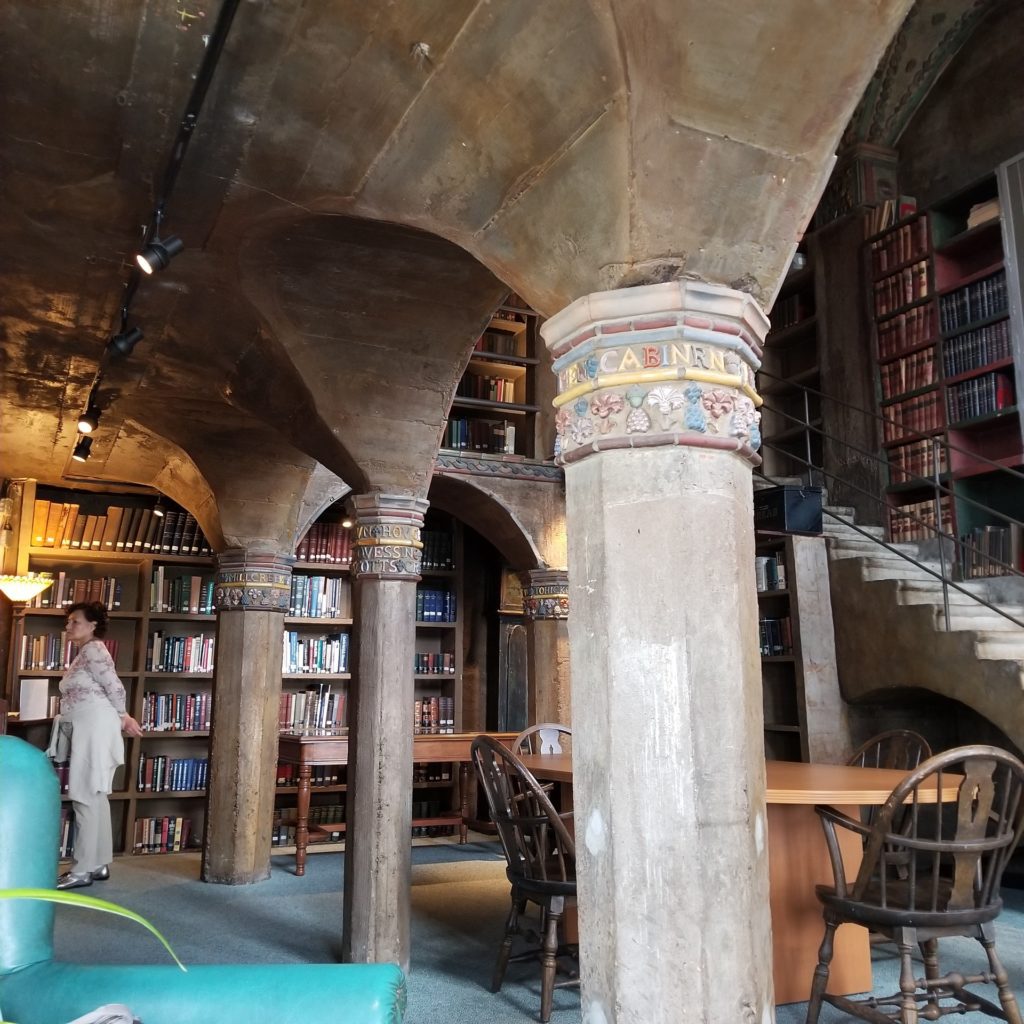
[823,505,857,522]
[940,613,1024,632]
[896,581,990,606]
[860,558,944,582]
[822,521,885,541]
[827,538,917,558]
[973,632,1024,660]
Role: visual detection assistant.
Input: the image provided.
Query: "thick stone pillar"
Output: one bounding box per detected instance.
[543,281,774,1023]
[342,494,428,971]
[202,550,292,884]
[522,568,571,726]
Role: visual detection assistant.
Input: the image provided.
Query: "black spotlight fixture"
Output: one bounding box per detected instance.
[152,497,166,519]
[108,325,144,357]
[71,436,93,463]
[136,235,184,275]
[77,405,101,434]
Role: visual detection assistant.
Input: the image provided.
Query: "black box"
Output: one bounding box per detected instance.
[753,485,823,535]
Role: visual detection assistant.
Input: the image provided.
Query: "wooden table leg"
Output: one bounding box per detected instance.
[458,762,470,844]
[295,762,312,876]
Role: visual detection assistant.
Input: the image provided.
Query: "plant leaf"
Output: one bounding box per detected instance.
[0,888,186,971]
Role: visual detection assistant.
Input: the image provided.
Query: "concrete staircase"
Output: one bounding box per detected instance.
[821,505,1024,753]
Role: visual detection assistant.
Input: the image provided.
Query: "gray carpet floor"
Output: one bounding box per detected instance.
[51,842,1024,1023]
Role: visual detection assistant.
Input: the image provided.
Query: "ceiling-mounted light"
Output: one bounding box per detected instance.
[108,325,144,357]
[136,235,184,275]
[77,405,101,434]
[71,436,93,462]
[341,517,354,529]
[152,497,165,519]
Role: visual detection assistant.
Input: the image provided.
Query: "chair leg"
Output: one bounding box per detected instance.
[539,896,564,1024]
[918,937,940,982]
[979,925,1023,1024]
[805,918,837,1024]
[896,929,919,1024]
[492,890,526,993]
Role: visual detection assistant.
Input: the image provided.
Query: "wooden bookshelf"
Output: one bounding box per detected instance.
[867,167,1024,576]
[442,294,542,459]
[756,532,843,763]
[759,243,822,480]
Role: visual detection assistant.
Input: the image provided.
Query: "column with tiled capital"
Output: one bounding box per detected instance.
[521,568,571,725]
[543,280,774,1021]
[342,494,429,972]
[203,550,293,884]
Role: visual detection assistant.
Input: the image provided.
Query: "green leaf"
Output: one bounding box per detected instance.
[0,888,186,971]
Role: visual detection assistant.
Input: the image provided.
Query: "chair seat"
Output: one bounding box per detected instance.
[508,866,577,900]
[817,881,1003,930]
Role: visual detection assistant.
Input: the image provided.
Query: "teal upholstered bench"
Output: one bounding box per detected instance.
[0,736,406,1024]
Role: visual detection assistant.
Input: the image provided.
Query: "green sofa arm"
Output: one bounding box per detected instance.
[0,737,407,1024]
[0,962,406,1024]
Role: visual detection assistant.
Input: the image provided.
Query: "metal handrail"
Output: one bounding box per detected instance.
[754,374,1024,633]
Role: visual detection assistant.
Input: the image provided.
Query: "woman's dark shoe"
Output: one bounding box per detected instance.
[91,865,110,881]
[56,871,93,890]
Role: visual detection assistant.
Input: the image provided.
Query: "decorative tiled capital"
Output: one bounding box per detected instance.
[540,281,767,467]
[214,550,293,612]
[351,494,430,581]
[522,568,569,621]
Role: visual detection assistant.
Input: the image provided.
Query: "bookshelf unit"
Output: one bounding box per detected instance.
[9,481,216,857]
[443,294,541,459]
[756,532,841,763]
[868,168,1024,574]
[271,509,467,857]
[759,241,823,480]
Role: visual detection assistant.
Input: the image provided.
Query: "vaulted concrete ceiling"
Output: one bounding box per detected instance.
[1,0,920,547]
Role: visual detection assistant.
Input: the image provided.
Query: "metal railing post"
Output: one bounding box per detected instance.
[803,389,814,485]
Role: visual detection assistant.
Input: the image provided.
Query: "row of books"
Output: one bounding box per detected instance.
[414,651,456,674]
[19,635,118,671]
[146,632,215,674]
[888,495,953,543]
[58,807,75,858]
[133,815,193,855]
[289,575,352,619]
[475,329,524,357]
[864,196,918,237]
[492,307,528,326]
[415,587,457,623]
[413,696,456,734]
[945,371,1015,424]
[939,270,1008,334]
[282,631,350,675]
[960,524,1024,578]
[421,529,456,571]
[414,762,453,783]
[942,319,1012,378]
[53,760,71,795]
[881,390,944,443]
[869,214,929,278]
[141,690,211,732]
[150,568,214,615]
[754,553,788,592]
[887,437,948,484]
[275,764,342,788]
[32,500,210,556]
[771,292,812,331]
[758,616,793,657]
[879,346,937,401]
[136,755,209,793]
[295,522,352,564]
[29,574,123,610]
[443,416,517,454]
[456,374,520,403]
[876,304,934,361]
[272,803,346,847]
[872,260,929,318]
[278,685,346,732]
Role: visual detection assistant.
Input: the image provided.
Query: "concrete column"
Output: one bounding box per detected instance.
[202,549,292,884]
[542,281,774,1023]
[342,493,428,972]
[522,568,571,726]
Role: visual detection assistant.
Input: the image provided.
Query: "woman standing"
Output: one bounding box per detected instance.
[51,601,143,889]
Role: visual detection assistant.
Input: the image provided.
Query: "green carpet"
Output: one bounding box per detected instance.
[51,844,1024,1022]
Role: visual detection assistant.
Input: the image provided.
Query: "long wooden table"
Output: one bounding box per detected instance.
[276,730,516,875]
[519,754,960,1006]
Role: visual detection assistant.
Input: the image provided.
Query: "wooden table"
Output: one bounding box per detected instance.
[277,730,516,875]
[519,754,960,1005]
